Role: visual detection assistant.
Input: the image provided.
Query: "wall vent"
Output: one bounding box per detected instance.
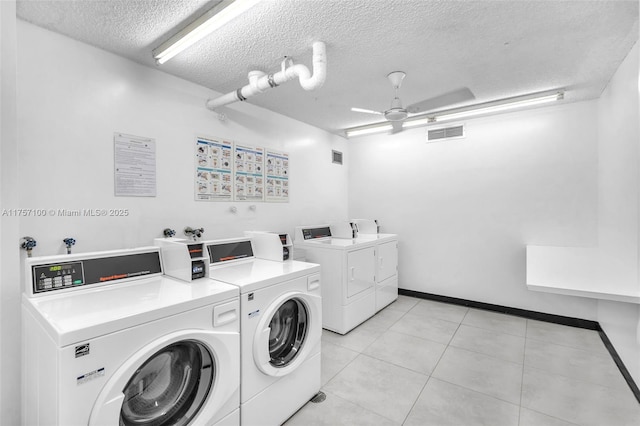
[332,150,343,165]
[427,124,465,142]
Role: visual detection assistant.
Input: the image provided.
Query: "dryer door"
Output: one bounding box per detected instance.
[253,291,320,377]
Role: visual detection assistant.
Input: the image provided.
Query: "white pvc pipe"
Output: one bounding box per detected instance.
[206,41,326,110]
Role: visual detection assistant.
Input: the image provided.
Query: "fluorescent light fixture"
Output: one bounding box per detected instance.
[345,123,393,137]
[402,116,434,129]
[153,0,261,65]
[344,90,564,138]
[432,91,563,122]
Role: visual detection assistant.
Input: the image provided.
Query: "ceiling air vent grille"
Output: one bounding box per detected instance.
[427,125,464,142]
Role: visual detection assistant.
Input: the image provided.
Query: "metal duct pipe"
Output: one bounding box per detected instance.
[205,41,326,110]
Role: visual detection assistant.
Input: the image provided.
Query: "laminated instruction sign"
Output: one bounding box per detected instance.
[234,144,265,201]
[114,133,156,197]
[195,136,232,201]
[195,136,288,202]
[265,150,289,202]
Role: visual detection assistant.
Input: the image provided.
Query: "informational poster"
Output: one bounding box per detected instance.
[234,144,265,201]
[195,136,233,201]
[265,150,289,202]
[114,133,156,197]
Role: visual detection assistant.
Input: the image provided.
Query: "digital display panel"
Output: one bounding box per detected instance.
[32,252,162,294]
[208,241,254,264]
[188,243,204,259]
[32,261,85,293]
[191,260,206,279]
[302,227,331,240]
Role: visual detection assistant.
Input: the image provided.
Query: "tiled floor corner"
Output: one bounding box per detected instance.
[284,295,640,426]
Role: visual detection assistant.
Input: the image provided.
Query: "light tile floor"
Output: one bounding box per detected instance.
[284,295,640,426]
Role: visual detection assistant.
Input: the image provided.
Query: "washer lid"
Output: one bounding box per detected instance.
[23,276,238,347]
[208,259,320,293]
[294,237,378,250]
[355,233,399,243]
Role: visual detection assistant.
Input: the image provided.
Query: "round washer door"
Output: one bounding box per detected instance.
[89,330,238,426]
[253,292,320,377]
[119,340,212,426]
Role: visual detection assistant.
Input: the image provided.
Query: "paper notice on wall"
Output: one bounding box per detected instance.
[195,136,233,201]
[114,133,156,197]
[265,150,289,202]
[234,144,265,201]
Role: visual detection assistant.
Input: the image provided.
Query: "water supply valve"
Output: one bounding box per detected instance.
[163,228,176,238]
[21,236,37,257]
[63,238,76,254]
[184,227,204,240]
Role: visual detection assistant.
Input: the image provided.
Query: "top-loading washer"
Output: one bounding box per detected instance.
[22,246,240,426]
[203,236,322,426]
[294,223,380,334]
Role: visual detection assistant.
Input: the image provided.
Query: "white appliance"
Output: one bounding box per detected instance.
[351,219,399,312]
[204,237,322,426]
[22,247,240,426]
[154,237,209,282]
[244,231,293,262]
[351,218,379,234]
[294,223,379,334]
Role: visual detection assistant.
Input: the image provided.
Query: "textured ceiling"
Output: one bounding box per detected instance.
[16,0,639,135]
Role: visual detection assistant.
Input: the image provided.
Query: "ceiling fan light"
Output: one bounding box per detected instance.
[346,89,565,137]
[384,109,408,121]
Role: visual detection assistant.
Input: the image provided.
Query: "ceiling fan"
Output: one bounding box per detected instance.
[351,71,475,133]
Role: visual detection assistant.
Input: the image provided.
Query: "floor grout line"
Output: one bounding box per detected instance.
[290,295,640,425]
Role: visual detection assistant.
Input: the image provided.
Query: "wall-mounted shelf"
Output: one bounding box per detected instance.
[526,245,640,305]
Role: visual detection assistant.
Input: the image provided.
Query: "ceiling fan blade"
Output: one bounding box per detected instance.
[391,121,403,134]
[406,87,475,114]
[351,107,383,115]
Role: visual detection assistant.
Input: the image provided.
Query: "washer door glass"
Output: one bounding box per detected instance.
[268,298,308,368]
[120,340,214,426]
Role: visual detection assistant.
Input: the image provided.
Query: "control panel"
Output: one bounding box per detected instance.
[245,231,293,262]
[191,260,206,279]
[33,261,84,292]
[30,251,162,294]
[207,239,254,264]
[301,227,331,240]
[154,238,208,282]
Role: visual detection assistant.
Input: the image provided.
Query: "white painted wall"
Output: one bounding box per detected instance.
[349,100,600,319]
[597,42,640,293]
[3,20,348,424]
[6,13,639,425]
[596,42,640,383]
[0,1,21,425]
[16,20,348,255]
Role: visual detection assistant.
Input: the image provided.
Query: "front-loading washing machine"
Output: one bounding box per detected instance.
[203,237,321,426]
[22,247,240,426]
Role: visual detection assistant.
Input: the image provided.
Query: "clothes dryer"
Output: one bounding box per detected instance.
[294,224,378,334]
[352,219,399,312]
[204,237,321,426]
[22,247,240,426]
